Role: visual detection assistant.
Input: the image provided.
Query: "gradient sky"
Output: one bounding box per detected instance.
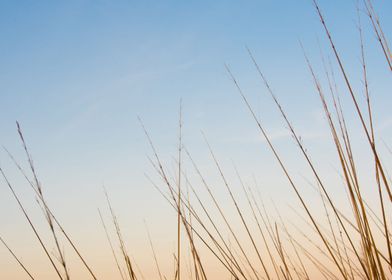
[1,1,391,279]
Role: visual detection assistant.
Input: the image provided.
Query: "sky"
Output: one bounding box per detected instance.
[0,0,391,279]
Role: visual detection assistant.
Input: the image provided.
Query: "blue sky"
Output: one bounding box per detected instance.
[0,0,390,184]
[1,0,390,150]
[1,0,391,225]
[0,1,391,278]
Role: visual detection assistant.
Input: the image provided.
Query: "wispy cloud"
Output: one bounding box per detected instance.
[224,127,327,145]
[376,116,392,133]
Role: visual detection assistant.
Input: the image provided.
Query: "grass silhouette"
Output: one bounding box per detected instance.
[1,0,391,279]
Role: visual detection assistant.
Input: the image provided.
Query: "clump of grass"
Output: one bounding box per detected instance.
[0,0,391,279]
[1,123,98,280]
